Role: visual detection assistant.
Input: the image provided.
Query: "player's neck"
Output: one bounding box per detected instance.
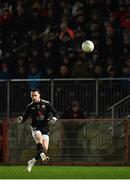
[33,99,41,103]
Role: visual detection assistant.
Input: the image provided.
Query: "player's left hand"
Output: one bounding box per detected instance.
[49,117,57,125]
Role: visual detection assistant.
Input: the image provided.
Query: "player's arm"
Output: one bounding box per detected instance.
[48,103,58,125]
[17,106,30,123]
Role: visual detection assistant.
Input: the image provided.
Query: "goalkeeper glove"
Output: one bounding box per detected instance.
[49,117,57,125]
[17,116,23,123]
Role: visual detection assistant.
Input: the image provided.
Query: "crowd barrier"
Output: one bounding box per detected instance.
[0,78,130,119]
[1,118,128,165]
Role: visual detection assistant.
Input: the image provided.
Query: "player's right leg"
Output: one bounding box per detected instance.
[33,130,48,162]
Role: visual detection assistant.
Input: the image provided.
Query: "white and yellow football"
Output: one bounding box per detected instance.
[82,40,94,53]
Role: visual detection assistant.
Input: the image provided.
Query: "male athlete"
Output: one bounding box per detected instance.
[17,89,58,172]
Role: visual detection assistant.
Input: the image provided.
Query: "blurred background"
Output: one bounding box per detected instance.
[0,0,130,165]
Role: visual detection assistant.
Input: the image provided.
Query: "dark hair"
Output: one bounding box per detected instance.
[31,88,40,93]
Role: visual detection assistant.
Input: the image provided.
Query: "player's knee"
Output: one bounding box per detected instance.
[35,132,42,142]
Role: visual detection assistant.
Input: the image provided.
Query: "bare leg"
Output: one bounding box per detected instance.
[40,135,49,162]
[42,135,49,153]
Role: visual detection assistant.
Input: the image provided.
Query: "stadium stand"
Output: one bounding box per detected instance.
[0,0,130,165]
[0,0,130,79]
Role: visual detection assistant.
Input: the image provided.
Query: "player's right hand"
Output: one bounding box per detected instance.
[17,116,23,123]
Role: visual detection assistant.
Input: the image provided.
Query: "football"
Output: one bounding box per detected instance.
[82,40,94,53]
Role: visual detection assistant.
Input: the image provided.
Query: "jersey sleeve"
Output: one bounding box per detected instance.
[22,105,30,123]
[48,103,58,118]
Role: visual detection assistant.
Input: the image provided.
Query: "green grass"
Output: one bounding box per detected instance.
[0,166,130,179]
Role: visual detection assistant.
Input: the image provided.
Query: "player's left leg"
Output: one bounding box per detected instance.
[42,134,49,152]
[40,134,49,162]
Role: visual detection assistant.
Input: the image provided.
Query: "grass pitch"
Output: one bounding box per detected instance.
[0,166,130,179]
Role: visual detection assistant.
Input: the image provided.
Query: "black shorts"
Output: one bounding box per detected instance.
[31,126,50,135]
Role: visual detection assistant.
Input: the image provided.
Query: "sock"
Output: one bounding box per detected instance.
[37,143,44,153]
[34,153,40,160]
[40,152,46,161]
[35,143,44,160]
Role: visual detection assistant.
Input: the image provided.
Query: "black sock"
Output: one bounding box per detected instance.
[37,143,44,153]
[34,143,44,160]
[35,152,40,160]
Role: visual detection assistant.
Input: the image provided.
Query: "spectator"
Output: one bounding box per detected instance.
[106,66,117,78]
[121,65,130,90]
[13,3,30,42]
[73,26,87,51]
[93,64,104,78]
[61,101,85,159]
[27,63,42,90]
[72,59,87,78]
[0,63,11,79]
[60,54,74,72]
[58,64,70,78]
[44,66,55,78]
[59,22,75,40]
[122,65,130,78]
[15,66,27,79]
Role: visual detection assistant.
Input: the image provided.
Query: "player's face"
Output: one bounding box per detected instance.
[31,91,40,102]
